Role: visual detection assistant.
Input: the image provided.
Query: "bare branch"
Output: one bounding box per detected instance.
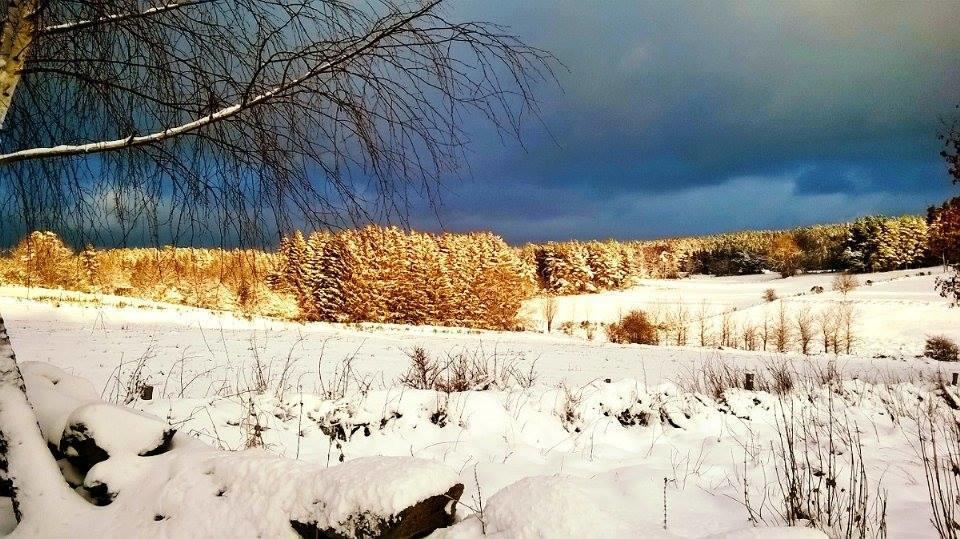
[0,0,556,245]
[38,0,214,36]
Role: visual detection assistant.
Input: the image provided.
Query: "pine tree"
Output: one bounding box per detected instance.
[79,244,100,290]
[928,197,960,264]
[313,233,350,322]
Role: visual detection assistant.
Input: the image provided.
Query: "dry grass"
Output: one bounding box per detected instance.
[399,346,537,392]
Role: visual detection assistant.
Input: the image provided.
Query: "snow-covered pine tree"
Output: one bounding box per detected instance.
[283,231,314,318]
[311,232,350,322]
[471,233,530,330]
[897,215,929,268]
[928,197,960,264]
[79,244,100,291]
[438,233,476,324]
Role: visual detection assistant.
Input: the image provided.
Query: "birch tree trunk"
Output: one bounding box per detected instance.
[0,2,58,511]
[0,2,47,523]
[0,0,35,126]
[0,316,82,525]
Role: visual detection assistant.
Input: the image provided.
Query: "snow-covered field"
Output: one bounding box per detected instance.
[523,266,959,358]
[1,267,958,537]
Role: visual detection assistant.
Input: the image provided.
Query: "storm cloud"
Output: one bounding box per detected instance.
[415,0,960,242]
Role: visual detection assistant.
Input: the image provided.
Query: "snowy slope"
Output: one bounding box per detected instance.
[522,266,959,357]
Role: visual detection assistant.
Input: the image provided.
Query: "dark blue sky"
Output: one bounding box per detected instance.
[410,0,960,243]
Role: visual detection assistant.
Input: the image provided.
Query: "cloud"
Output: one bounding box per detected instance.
[413,170,952,244]
[416,0,960,241]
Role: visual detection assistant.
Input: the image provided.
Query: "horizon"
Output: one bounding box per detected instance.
[0,207,934,250]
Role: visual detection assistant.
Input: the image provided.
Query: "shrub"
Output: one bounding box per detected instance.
[831,273,859,295]
[399,347,536,392]
[579,320,597,340]
[763,288,778,302]
[606,310,658,345]
[925,336,960,362]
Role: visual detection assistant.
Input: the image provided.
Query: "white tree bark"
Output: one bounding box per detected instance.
[0,0,439,165]
[0,0,36,127]
[0,316,84,524]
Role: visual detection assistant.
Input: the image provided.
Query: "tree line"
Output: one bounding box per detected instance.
[0,227,533,330]
[1,202,957,328]
[523,205,959,295]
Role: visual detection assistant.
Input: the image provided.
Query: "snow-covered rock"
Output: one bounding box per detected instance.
[59,402,175,471]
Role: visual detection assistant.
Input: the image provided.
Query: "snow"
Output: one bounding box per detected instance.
[61,402,171,457]
[523,266,959,358]
[10,360,462,537]
[0,267,957,537]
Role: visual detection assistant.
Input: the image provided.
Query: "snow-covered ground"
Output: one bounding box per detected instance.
[523,266,959,358]
[1,267,958,537]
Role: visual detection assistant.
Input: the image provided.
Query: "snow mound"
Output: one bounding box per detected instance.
[479,475,637,537]
[21,361,99,447]
[61,402,173,459]
[8,362,466,538]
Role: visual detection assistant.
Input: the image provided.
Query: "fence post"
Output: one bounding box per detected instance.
[952,373,958,386]
[140,384,154,401]
[745,372,755,391]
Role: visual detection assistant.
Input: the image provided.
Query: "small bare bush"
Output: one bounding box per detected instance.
[678,360,793,399]
[102,347,154,405]
[919,414,960,539]
[751,399,888,538]
[832,273,860,296]
[763,288,778,302]
[765,359,796,395]
[606,310,659,345]
[925,336,960,362]
[580,320,597,340]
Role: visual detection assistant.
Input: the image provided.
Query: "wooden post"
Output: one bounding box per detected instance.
[140,384,154,401]
[952,372,958,386]
[745,372,755,391]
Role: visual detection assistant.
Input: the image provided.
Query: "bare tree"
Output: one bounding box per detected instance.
[839,301,857,354]
[670,300,690,346]
[817,307,838,354]
[0,0,554,245]
[541,295,558,333]
[696,300,712,347]
[773,302,791,353]
[741,322,758,351]
[719,309,734,348]
[794,305,814,355]
[761,306,771,351]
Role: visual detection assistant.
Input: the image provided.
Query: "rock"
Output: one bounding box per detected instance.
[290,483,464,539]
[59,403,175,472]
